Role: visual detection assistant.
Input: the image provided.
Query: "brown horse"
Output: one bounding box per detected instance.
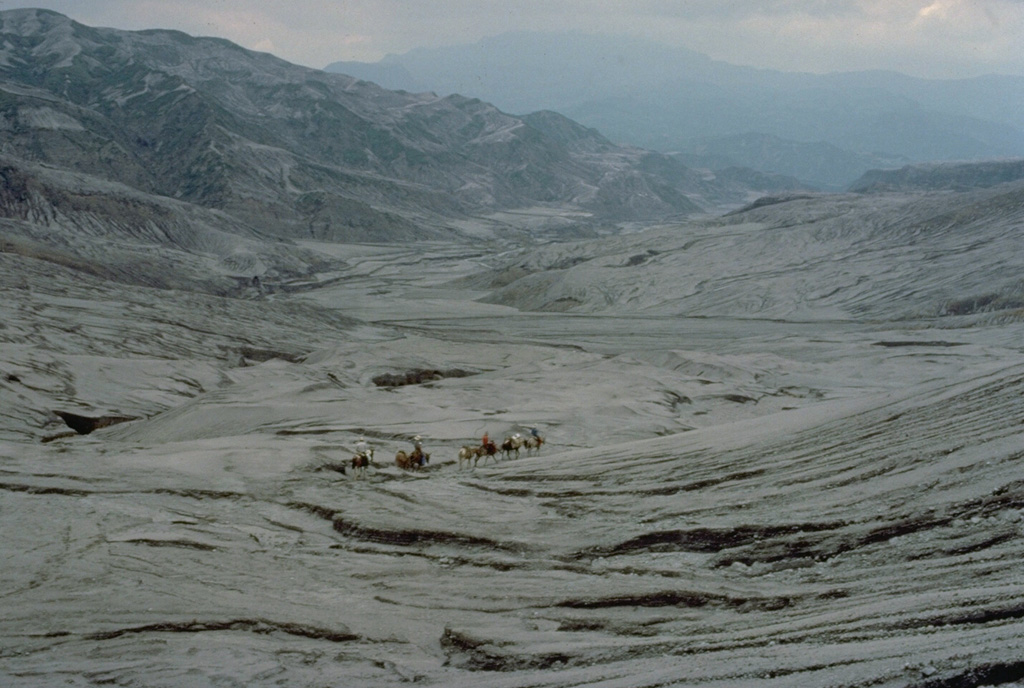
[478,441,499,466]
[350,448,374,478]
[524,435,544,454]
[458,442,499,469]
[396,447,429,471]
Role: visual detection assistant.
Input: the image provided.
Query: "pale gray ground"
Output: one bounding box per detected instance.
[2,189,1024,687]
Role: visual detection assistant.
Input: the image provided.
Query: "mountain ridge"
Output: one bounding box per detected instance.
[849,158,1024,193]
[326,31,1024,189]
[1,10,777,251]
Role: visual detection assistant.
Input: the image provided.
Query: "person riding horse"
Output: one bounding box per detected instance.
[481,431,497,455]
[525,427,544,453]
[411,435,426,467]
[351,436,373,477]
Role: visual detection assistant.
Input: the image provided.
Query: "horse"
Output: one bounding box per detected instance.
[412,447,429,468]
[501,435,524,460]
[458,445,480,470]
[396,447,429,471]
[477,441,499,466]
[524,435,544,454]
[350,448,374,478]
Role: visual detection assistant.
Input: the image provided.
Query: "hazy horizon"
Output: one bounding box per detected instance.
[4,1,1024,80]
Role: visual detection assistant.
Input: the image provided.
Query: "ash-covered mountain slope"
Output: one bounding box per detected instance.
[677,132,909,190]
[0,8,733,244]
[849,158,1024,193]
[470,175,1024,321]
[0,156,332,294]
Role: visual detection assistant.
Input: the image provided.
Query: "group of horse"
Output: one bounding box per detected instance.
[347,433,544,478]
[347,446,430,478]
[458,433,545,470]
[395,447,430,471]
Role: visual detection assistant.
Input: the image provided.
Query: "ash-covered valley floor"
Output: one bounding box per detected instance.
[3,190,1024,687]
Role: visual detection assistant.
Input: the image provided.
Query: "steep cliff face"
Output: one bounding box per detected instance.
[0,9,723,242]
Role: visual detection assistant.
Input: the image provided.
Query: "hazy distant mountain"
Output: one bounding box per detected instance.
[0,11,748,251]
[849,159,1024,193]
[328,32,737,115]
[675,133,909,190]
[327,32,1024,189]
[324,60,427,95]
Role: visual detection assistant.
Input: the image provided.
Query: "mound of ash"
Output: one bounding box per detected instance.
[234,346,306,364]
[725,193,819,215]
[53,410,138,435]
[372,368,475,387]
[939,292,1024,317]
[873,341,965,348]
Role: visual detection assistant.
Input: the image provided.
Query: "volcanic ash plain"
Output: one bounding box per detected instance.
[3,191,1024,687]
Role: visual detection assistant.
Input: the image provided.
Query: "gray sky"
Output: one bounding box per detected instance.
[6,0,1024,78]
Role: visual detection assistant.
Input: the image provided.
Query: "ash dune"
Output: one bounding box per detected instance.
[4,9,1024,688]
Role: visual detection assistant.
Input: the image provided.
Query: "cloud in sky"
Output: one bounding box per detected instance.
[5,0,1024,77]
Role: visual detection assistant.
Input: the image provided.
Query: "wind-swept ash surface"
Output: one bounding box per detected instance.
[3,186,1024,687]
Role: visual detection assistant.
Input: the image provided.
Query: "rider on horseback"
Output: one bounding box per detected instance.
[411,435,425,467]
[481,431,496,454]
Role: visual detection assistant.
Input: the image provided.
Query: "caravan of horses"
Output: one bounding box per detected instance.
[348,431,545,478]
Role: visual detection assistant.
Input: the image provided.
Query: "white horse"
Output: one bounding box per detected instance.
[501,434,525,459]
[458,445,479,470]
